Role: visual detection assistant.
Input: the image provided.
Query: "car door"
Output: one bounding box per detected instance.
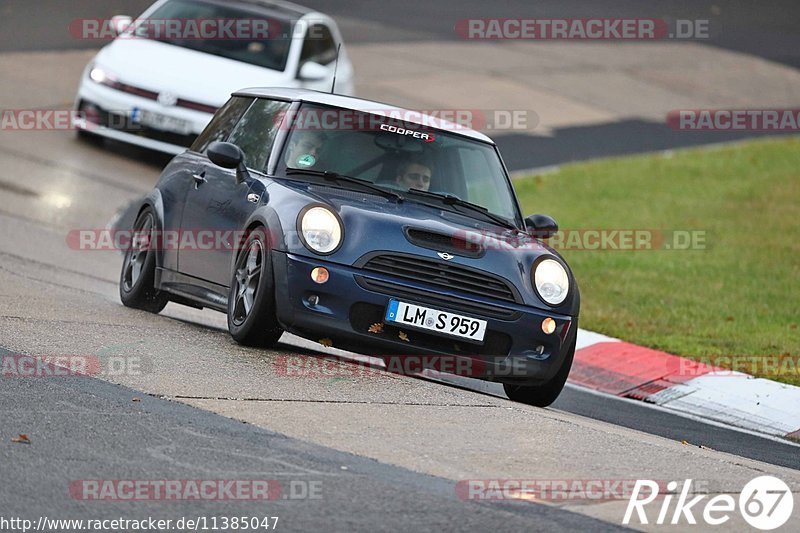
[159,96,253,274]
[178,97,290,288]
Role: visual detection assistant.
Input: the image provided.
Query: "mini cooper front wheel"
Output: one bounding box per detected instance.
[119,207,169,313]
[503,320,577,407]
[227,227,283,347]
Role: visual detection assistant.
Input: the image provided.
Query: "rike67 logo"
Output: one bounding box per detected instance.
[624,476,794,530]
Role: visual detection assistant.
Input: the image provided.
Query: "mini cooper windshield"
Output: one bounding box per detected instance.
[280,103,522,228]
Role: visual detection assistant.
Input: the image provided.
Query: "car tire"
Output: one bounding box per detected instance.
[503,319,578,407]
[119,207,169,313]
[227,227,283,347]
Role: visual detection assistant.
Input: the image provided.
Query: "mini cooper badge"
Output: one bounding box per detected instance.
[437,252,454,261]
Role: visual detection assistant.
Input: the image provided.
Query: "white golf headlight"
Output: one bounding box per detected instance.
[534,258,569,306]
[89,66,107,83]
[89,65,117,86]
[300,206,342,254]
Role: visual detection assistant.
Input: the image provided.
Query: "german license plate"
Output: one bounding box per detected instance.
[136,109,192,134]
[384,300,487,342]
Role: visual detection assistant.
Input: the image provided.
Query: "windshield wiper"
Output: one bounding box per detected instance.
[285,168,404,202]
[405,188,517,229]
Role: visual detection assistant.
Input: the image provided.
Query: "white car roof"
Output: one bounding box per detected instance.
[232,87,495,143]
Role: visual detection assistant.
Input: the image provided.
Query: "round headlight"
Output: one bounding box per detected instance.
[533,258,569,306]
[89,66,107,84]
[300,206,342,254]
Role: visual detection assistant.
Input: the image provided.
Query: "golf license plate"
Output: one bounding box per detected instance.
[135,109,192,134]
[384,300,487,342]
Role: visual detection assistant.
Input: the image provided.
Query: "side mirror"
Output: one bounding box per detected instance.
[110,15,133,37]
[207,141,249,183]
[525,214,558,239]
[208,141,243,168]
[298,61,328,81]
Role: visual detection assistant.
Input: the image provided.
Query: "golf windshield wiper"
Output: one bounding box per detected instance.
[285,168,404,202]
[405,188,517,229]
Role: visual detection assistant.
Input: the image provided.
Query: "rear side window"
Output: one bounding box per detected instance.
[191,96,254,153]
[227,98,291,172]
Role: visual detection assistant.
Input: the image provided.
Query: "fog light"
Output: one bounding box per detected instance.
[307,294,319,307]
[311,267,329,284]
[542,317,556,335]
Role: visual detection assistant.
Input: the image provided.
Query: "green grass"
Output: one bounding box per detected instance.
[514,137,800,385]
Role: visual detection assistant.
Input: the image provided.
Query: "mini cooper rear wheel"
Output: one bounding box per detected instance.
[227,227,283,347]
[119,207,169,313]
[503,320,577,407]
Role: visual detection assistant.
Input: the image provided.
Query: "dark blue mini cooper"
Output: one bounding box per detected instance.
[120,88,580,406]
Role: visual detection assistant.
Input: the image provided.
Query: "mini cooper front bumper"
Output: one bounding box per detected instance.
[272,251,576,385]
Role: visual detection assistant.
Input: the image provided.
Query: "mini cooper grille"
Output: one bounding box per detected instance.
[362,253,518,303]
[404,228,484,258]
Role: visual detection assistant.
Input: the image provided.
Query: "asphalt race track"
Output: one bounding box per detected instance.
[3,0,800,171]
[1,1,799,531]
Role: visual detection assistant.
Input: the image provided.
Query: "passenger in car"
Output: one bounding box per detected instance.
[284,131,325,167]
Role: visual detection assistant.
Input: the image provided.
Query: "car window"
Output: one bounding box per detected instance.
[457,146,509,217]
[227,98,291,172]
[280,104,521,224]
[141,0,293,71]
[309,131,385,180]
[299,24,337,67]
[191,96,254,153]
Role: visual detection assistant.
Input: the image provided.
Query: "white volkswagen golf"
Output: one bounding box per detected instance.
[74,0,354,154]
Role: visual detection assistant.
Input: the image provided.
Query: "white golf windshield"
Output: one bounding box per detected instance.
[280,104,521,225]
[140,0,292,71]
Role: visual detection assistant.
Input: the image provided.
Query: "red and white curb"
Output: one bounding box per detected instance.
[289,331,800,440]
[573,330,800,439]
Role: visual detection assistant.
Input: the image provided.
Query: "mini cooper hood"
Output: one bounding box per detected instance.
[323,193,547,259]
[274,182,573,311]
[96,39,290,107]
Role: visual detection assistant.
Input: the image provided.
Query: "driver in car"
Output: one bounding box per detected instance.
[285,132,324,168]
[395,158,433,191]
